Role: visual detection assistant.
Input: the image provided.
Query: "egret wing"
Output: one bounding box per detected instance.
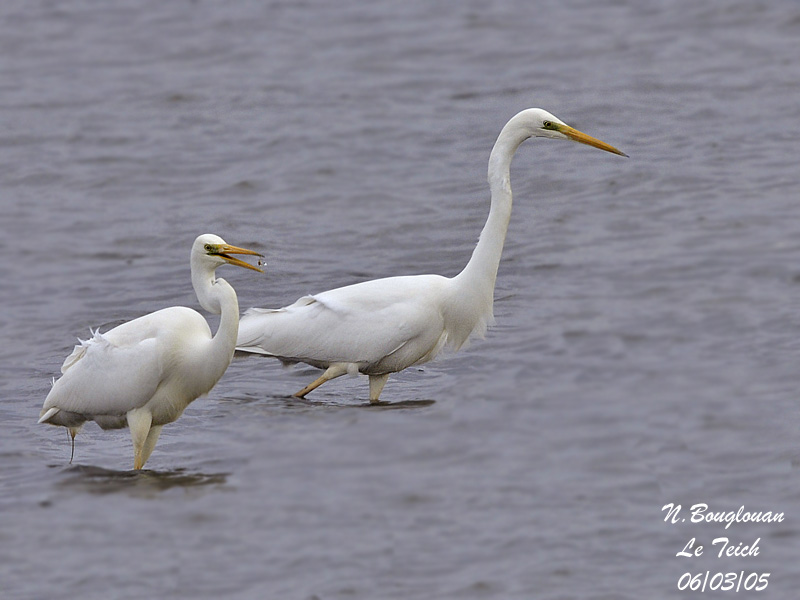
[237,275,450,368]
[43,308,197,418]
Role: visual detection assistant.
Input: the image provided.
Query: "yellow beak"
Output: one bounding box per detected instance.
[217,244,264,272]
[559,124,628,157]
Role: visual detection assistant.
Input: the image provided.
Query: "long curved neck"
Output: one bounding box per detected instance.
[192,264,240,367]
[455,120,529,292]
[438,120,530,351]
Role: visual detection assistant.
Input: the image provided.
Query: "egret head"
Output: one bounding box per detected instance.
[193,234,263,272]
[512,108,627,157]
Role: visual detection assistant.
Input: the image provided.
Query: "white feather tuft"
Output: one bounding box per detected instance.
[38,406,60,424]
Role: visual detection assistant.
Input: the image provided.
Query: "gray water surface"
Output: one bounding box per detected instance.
[2,1,800,599]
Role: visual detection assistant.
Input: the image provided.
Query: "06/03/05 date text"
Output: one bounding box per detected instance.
[678,571,769,592]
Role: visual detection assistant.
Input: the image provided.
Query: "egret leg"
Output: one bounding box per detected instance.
[294,364,349,398]
[67,428,75,463]
[368,374,389,403]
[127,407,153,470]
[66,425,82,464]
[139,425,164,469]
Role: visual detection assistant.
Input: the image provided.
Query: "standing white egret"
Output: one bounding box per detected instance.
[39,234,263,469]
[237,108,626,402]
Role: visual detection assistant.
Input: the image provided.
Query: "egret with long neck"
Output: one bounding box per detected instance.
[236,108,626,402]
[39,234,263,469]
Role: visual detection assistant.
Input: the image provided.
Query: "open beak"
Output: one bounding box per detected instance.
[217,244,264,272]
[559,124,628,157]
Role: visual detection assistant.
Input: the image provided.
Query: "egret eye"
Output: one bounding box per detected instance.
[204,244,213,252]
[543,120,553,129]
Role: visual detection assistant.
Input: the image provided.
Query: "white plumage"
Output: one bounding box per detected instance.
[239,274,464,371]
[237,108,626,402]
[39,234,262,469]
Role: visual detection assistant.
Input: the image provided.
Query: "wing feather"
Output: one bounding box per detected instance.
[237,275,450,369]
[43,307,202,419]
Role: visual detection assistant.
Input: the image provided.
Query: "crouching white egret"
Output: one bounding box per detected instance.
[236,108,626,402]
[39,234,263,469]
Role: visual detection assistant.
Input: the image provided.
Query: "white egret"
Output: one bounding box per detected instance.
[39,234,263,469]
[237,108,626,402]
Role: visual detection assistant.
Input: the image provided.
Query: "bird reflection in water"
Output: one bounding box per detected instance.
[53,464,229,497]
